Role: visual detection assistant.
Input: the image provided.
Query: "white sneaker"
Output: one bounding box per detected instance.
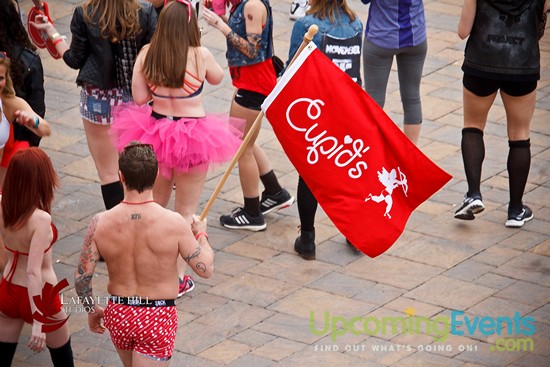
[289,0,308,20]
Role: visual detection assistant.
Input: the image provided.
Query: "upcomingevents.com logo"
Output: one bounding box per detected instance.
[309,308,535,353]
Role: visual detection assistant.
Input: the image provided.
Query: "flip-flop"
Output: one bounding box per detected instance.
[27,2,53,49]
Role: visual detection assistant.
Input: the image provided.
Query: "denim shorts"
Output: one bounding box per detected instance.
[80,85,131,125]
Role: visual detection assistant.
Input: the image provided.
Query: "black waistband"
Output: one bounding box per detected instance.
[109,296,176,307]
[151,110,185,121]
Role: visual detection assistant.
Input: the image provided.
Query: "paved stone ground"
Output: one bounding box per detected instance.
[11,0,550,366]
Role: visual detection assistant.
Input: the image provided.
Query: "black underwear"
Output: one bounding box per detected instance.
[151,110,185,121]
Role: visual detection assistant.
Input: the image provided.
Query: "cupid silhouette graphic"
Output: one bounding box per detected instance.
[365,167,408,219]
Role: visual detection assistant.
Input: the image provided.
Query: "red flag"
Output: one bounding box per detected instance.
[262,44,452,257]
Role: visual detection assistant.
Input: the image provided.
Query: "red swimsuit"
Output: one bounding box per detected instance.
[0,223,62,324]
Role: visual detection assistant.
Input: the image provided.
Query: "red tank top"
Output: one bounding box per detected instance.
[230,58,277,96]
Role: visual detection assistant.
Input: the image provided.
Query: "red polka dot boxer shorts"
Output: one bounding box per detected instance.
[104,297,178,360]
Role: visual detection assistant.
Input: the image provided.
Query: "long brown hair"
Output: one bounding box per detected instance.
[307,0,357,22]
[142,1,201,87]
[82,0,142,42]
[2,148,60,229]
[0,55,16,97]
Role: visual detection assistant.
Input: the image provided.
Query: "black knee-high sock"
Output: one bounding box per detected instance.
[297,176,317,232]
[260,170,283,195]
[244,197,261,217]
[0,342,18,366]
[507,139,531,211]
[48,338,74,367]
[461,128,485,196]
[100,181,123,210]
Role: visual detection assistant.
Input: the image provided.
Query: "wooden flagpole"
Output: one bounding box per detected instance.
[200,25,319,220]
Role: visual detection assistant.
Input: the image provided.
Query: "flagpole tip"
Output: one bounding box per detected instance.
[305,25,318,42]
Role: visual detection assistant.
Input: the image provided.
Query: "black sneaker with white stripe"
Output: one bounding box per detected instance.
[454,193,484,220]
[260,189,295,215]
[220,207,267,231]
[505,205,533,228]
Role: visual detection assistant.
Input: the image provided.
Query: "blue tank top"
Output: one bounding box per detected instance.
[363,0,426,49]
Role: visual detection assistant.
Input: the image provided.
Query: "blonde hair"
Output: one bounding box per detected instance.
[0,55,16,97]
[82,0,142,42]
[307,0,356,22]
[142,1,202,88]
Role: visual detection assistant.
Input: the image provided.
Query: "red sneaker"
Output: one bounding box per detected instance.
[177,275,195,298]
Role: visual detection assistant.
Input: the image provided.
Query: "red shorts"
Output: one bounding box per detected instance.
[104,300,178,360]
[0,277,62,324]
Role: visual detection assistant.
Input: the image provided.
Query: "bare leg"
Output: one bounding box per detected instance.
[501,90,535,141]
[230,100,262,199]
[44,311,71,349]
[0,312,25,343]
[173,169,207,222]
[153,174,175,208]
[174,169,207,280]
[82,119,120,184]
[133,350,170,367]
[115,348,133,367]
[463,88,496,131]
[403,124,421,145]
[253,144,272,176]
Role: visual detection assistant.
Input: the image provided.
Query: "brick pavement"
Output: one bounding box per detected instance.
[11,0,550,366]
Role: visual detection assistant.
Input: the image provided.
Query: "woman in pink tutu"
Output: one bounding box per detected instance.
[111,0,243,296]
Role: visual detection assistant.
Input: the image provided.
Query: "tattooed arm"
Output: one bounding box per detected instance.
[179,215,214,278]
[75,214,105,333]
[203,0,266,59]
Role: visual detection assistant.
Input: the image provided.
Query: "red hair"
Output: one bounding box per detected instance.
[2,148,60,229]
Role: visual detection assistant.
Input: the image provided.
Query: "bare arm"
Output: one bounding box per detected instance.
[203,0,266,59]
[458,0,476,40]
[29,15,70,58]
[202,47,224,86]
[132,48,153,106]
[26,211,54,352]
[179,215,214,278]
[75,215,105,333]
[4,96,51,137]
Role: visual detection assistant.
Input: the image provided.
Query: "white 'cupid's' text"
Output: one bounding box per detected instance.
[286,98,370,179]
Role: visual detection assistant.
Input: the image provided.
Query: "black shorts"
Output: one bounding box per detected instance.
[234,89,267,111]
[463,73,537,97]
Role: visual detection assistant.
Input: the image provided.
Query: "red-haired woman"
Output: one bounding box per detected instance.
[0,148,73,366]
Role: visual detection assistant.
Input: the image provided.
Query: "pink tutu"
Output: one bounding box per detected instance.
[111,103,244,178]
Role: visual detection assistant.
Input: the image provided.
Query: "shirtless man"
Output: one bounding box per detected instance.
[74,142,214,367]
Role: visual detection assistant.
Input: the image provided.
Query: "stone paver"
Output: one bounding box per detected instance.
[9,0,550,366]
